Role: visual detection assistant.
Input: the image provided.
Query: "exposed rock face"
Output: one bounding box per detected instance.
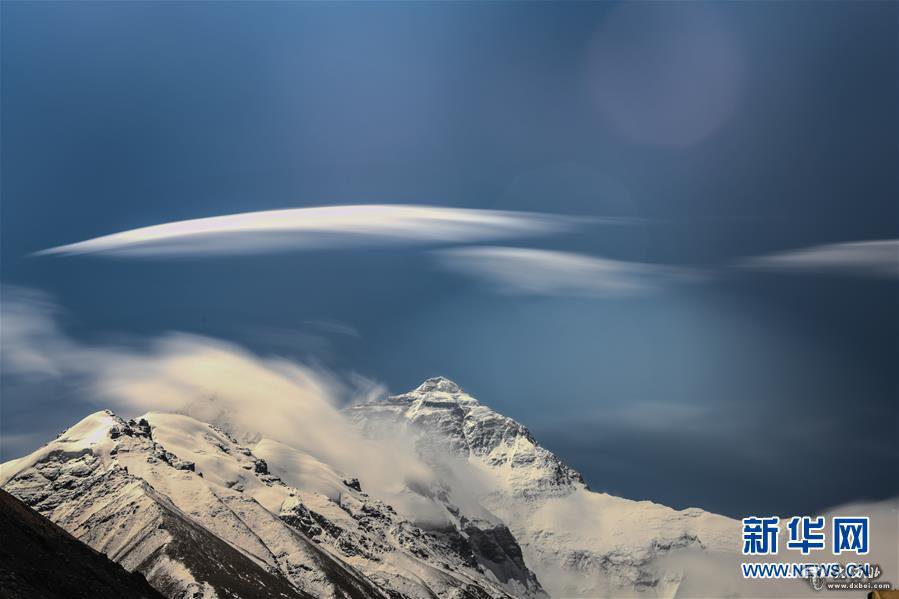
[346,377,738,598]
[0,488,165,599]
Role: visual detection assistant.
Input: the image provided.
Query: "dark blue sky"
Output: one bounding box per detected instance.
[2,1,897,519]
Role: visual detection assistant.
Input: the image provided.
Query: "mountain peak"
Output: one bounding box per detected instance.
[414,376,463,394]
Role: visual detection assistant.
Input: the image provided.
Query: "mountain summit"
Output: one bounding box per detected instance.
[415,376,465,395]
[348,377,584,497]
[348,379,737,597]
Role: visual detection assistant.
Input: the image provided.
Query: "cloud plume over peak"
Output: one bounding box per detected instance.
[34,205,595,258]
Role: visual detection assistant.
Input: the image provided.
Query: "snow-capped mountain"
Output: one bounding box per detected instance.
[0,403,545,599]
[346,378,739,598]
[0,377,742,599]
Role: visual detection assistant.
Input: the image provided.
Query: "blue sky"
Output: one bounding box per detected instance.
[1,1,897,519]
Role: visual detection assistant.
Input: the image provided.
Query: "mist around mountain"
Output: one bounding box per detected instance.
[3,376,893,598]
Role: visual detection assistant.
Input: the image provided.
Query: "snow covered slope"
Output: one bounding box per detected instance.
[1,408,545,599]
[345,378,740,598]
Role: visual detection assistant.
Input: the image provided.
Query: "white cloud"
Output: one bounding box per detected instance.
[435,246,698,297]
[741,239,899,279]
[1,286,70,378]
[0,287,467,523]
[34,204,590,258]
[1,289,364,474]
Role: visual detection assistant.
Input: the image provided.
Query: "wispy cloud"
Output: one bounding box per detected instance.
[740,239,899,279]
[0,287,475,524]
[435,246,699,297]
[34,205,596,258]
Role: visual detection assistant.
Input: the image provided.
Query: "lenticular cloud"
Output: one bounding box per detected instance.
[34,205,590,258]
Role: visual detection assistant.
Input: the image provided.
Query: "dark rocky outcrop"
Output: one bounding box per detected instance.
[0,488,164,599]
